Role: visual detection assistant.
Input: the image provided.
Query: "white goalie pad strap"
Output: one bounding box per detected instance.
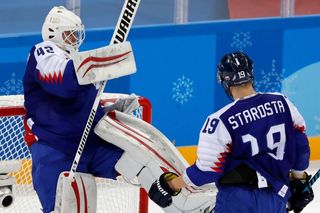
[0,160,21,174]
[73,41,136,85]
[94,111,217,212]
[52,172,97,213]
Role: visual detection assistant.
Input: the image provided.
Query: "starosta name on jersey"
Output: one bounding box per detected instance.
[228,100,286,130]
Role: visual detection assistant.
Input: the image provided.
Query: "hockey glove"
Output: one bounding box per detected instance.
[287,172,314,213]
[148,172,181,208]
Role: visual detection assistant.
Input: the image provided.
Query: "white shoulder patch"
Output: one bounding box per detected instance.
[34,41,70,83]
[196,111,232,173]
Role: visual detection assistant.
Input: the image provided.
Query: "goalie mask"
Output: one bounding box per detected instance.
[217,51,254,99]
[42,6,85,52]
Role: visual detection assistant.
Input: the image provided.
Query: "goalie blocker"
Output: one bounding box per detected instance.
[72,41,136,85]
[94,110,217,212]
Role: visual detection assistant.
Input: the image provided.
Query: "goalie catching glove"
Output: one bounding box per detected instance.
[287,172,314,213]
[148,172,181,208]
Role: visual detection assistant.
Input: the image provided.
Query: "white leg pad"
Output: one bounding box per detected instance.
[136,160,165,191]
[115,151,164,190]
[115,151,145,181]
[95,111,217,212]
[52,172,97,213]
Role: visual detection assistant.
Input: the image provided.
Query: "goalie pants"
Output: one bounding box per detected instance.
[29,138,123,213]
[214,186,286,213]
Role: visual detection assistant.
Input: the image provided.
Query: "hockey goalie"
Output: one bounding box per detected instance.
[22,5,216,213]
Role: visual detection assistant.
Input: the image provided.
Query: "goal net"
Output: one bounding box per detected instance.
[0,93,151,213]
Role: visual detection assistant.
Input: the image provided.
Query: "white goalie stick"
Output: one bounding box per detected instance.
[69,0,142,178]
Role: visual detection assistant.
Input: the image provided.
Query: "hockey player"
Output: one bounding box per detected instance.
[149,51,314,213]
[23,6,137,213]
[24,5,215,213]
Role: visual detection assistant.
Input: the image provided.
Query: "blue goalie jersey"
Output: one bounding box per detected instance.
[23,41,105,154]
[183,93,310,201]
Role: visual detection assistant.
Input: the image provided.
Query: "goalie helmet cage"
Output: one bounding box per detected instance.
[0,93,150,213]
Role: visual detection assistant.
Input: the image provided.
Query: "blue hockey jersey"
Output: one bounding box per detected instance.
[183,93,310,201]
[23,41,105,154]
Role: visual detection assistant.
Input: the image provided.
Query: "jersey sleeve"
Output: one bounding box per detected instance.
[285,96,310,171]
[33,42,88,98]
[183,115,232,187]
[285,96,306,131]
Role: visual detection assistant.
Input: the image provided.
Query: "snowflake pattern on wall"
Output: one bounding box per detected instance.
[0,72,23,95]
[255,59,284,93]
[172,75,193,105]
[230,32,253,50]
[281,73,298,97]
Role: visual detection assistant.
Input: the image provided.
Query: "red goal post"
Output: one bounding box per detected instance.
[0,93,151,213]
